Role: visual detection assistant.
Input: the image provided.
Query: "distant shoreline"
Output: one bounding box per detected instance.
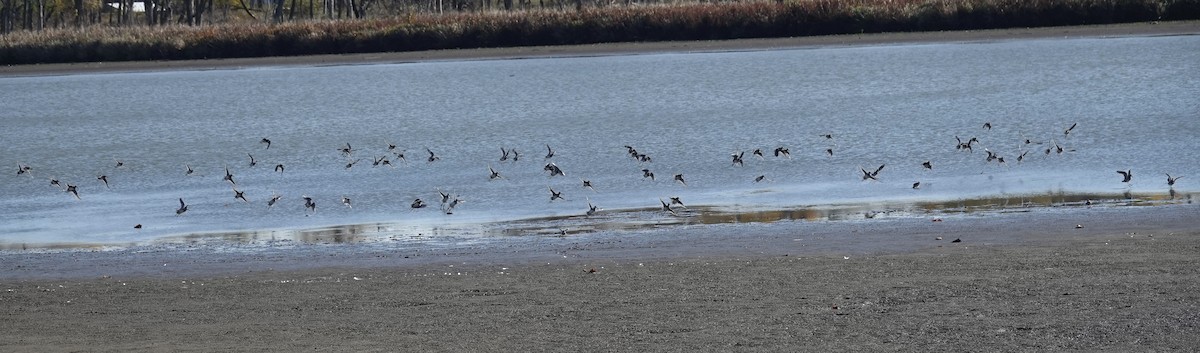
[2,20,1197,77]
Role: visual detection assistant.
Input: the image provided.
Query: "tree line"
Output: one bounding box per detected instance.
[0,0,628,32]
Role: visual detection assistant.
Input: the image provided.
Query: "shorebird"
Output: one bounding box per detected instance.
[752,148,764,159]
[66,184,80,200]
[260,138,272,149]
[267,194,282,208]
[444,198,462,214]
[642,169,655,181]
[114,159,125,168]
[16,164,31,175]
[659,198,678,216]
[912,181,921,189]
[372,156,390,167]
[49,178,61,189]
[438,190,452,204]
[586,199,599,216]
[1017,150,1029,163]
[955,136,979,152]
[339,143,354,156]
[411,198,427,208]
[233,188,248,203]
[985,149,1000,163]
[394,149,408,164]
[426,148,440,162]
[274,164,285,174]
[387,143,397,151]
[861,164,885,181]
[674,173,687,186]
[545,144,555,159]
[345,159,361,170]
[1117,169,1133,183]
[248,153,257,167]
[509,148,520,161]
[97,175,110,188]
[820,133,833,140]
[826,148,834,157]
[303,196,317,213]
[581,178,595,192]
[922,161,932,170]
[176,198,188,215]
[549,187,564,201]
[488,165,502,180]
[669,196,686,209]
[499,148,510,162]
[754,175,766,183]
[185,165,195,176]
[342,197,352,208]
[223,166,236,185]
[983,122,992,130]
[1166,174,1182,187]
[1064,123,1077,136]
[544,163,565,177]
[773,147,791,158]
[731,151,745,166]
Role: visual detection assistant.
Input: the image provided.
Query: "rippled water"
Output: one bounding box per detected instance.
[2,34,1197,248]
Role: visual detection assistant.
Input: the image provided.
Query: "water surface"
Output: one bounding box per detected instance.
[1,34,1197,248]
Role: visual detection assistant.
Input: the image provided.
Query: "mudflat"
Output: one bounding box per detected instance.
[2,204,1199,351]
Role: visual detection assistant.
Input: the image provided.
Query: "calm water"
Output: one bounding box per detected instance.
[2,35,1198,248]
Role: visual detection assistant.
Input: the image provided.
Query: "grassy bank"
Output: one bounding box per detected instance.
[2,0,1199,65]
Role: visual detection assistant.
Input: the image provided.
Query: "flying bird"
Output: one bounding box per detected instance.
[97,175,110,188]
[176,198,188,215]
[260,138,272,149]
[233,188,248,203]
[1064,123,1078,136]
[1166,174,1182,187]
[642,169,655,181]
[426,148,440,162]
[674,174,687,186]
[66,184,80,200]
[545,144,555,159]
[1117,170,1132,183]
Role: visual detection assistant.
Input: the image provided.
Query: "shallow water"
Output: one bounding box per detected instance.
[1,34,1198,248]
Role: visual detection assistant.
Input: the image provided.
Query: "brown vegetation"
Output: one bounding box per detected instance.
[2,0,1199,65]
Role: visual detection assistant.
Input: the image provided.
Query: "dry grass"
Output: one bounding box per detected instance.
[2,0,1198,64]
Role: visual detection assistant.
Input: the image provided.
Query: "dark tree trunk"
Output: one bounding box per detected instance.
[271,0,281,21]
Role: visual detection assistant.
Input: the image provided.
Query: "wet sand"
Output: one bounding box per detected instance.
[2,22,1200,351]
[1,204,1198,351]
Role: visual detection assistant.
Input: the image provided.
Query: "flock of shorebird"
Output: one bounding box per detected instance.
[9,121,1188,230]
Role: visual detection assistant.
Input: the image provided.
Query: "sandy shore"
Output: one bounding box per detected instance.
[1,20,1198,76]
[2,204,1198,351]
[3,22,1200,351]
